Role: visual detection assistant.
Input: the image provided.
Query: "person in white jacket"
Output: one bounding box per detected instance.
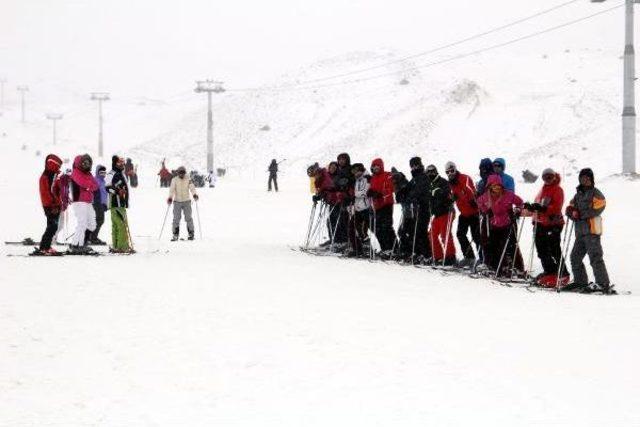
[167,166,199,240]
[346,163,371,257]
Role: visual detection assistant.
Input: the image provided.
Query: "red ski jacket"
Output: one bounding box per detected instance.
[533,173,565,227]
[314,168,344,206]
[449,172,479,217]
[369,158,394,211]
[39,154,62,209]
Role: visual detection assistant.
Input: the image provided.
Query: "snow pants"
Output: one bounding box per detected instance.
[40,208,60,250]
[429,212,456,262]
[71,202,96,247]
[372,205,396,251]
[457,214,481,259]
[111,207,131,250]
[92,203,106,241]
[398,208,431,258]
[348,209,370,256]
[173,201,194,234]
[486,224,524,276]
[535,223,566,276]
[570,234,610,286]
[268,174,278,192]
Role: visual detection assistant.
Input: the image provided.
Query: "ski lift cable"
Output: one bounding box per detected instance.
[227,0,585,92]
[227,2,623,94]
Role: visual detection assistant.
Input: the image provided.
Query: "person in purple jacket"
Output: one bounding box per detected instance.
[68,154,98,254]
[90,164,108,245]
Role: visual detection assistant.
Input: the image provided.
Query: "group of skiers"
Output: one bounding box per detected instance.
[306,153,611,294]
[37,153,203,255]
[37,153,134,255]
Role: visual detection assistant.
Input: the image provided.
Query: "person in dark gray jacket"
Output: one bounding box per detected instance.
[565,168,611,293]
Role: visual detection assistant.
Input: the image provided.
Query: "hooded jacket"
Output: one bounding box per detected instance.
[369,158,395,211]
[493,158,515,192]
[406,166,431,215]
[569,183,606,237]
[39,154,63,209]
[477,175,523,229]
[449,172,478,217]
[314,167,343,206]
[476,158,494,195]
[70,155,98,203]
[532,173,564,227]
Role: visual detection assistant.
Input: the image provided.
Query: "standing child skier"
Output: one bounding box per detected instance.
[566,168,611,293]
[91,165,108,245]
[36,154,63,255]
[68,154,98,254]
[106,155,134,253]
[168,166,199,241]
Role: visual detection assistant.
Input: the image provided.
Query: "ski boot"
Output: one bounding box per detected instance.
[188,231,195,241]
[171,227,179,242]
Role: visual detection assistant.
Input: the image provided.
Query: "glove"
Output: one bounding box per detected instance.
[312,194,322,203]
[565,205,579,219]
[531,202,544,212]
[118,188,127,199]
[523,202,533,211]
[193,194,199,201]
[469,199,478,209]
[167,197,173,205]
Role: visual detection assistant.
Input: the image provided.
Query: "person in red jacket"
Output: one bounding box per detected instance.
[445,161,480,266]
[37,154,63,255]
[367,158,397,254]
[524,168,569,287]
[312,162,346,247]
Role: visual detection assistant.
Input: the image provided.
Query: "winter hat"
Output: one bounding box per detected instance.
[445,161,457,172]
[371,158,385,171]
[337,153,351,165]
[579,168,594,183]
[409,156,423,168]
[112,155,124,170]
[487,174,503,187]
[44,154,62,172]
[479,158,493,171]
[541,167,555,177]
[351,163,365,173]
[95,164,107,174]
[177,166,187,174]
[493,158,506,170]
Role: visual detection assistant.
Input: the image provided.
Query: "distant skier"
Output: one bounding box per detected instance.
[106,155,134,253]
[91,165,108,245]
[566,168,611,293]
[168,166,199,241]
[268,159,279,192]
[35,154,63,255]
[158,159,172,188]
[125,158,138,188]
[68,154,98,254]
[206,170,217,188]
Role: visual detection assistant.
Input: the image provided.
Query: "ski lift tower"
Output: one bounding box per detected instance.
[90,92,110,158]
[46,113,63,145]
[17,85,29,123]
[194,80,225,173]
[592,0,639,174]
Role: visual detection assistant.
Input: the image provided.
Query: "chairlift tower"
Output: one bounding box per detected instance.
[194,80,225,173]
[17,85,29,123]
[90,92,110,157]
[46,113,63,145]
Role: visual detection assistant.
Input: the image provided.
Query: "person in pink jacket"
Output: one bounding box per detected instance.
[477,175,524,276]
[68,154,99,254]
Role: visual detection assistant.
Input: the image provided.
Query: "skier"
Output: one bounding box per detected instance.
[392,168,413,259]
[367,158,397,256]
[425,164,456,265]
[345,163,370,257]
[268,159,279,192]
[477,175,524,276]
[167,166,199,241]
[125,158,138,188]
[565,168,611,293]
[446,161,480,267]
[397,157,432,263]
[91,165,108,245]
[523,168,569,287]
[492,158,515,192]
[306,162,319,194]
[476,158,494,196]
[68,154,98,254]
[206,170,217,188]
[158,159,172,188]
[53,168,71,245]
[36,154,63,255]
[106,155,134,253]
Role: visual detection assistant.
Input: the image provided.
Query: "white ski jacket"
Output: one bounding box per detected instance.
[169,176,197,202]
[353,175,371,212]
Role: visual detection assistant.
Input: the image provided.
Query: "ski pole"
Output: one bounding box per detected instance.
[159,203,170,240]
[509,215,526,278]
[411,205,419,264]
[122,209,135,251]
[195,199,203,239]
[496,227,514,278]
[329,208,343,252]
[442,211,454,267]
[527,221,538,278]
[556,221,574,291]
[304,202,317,249]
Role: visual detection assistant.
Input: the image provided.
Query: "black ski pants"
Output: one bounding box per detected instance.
[535,223,566,276]
[486,225,524,276]
[92,203,106,241]
[457,214,481,259]
[268,174,278,191]
[398,208,430,258]
[348,209,370,255]
[328,204,348,244]
[372,205,397,251]
[40,208,60,250]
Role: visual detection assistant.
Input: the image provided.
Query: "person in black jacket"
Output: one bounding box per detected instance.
[398,157,432,263]
[268,159,278,192]
[105,155,133,253]
[426,164,456,265]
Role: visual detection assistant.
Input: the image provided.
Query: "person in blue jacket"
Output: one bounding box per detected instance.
[492,157,515,192]
[91,164,108,244]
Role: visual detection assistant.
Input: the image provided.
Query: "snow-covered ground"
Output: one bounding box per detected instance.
[1,142,639,426]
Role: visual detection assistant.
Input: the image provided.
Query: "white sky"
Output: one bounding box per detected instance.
[0,0,624,99]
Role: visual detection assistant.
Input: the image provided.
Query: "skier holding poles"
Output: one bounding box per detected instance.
[446,161,481,268]
[425,164,456,266]
[167,166,199,241]
[106,155,134,253]
[34,154,63,255]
